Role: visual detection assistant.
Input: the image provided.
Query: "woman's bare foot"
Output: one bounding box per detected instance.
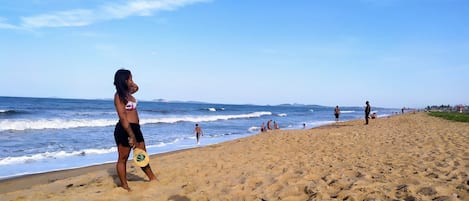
[121,185,132,192]
[149,174,158,181]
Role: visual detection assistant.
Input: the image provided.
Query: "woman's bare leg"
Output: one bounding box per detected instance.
[116,144,131,191]
[136,142,157,181]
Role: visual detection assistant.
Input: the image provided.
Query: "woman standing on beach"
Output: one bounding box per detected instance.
[113,69,156,191]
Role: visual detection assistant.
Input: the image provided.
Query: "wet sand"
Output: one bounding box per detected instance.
[1,112,468,200]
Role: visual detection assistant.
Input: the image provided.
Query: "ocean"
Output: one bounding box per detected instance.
[0,96,398,179]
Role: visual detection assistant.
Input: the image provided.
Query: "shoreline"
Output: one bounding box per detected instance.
[1,112,467,200]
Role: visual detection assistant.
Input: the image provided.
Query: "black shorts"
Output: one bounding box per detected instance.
[114,122,144,147]
[335,113,339,118]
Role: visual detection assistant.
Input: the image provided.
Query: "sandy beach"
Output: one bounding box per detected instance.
[1,112,468,201]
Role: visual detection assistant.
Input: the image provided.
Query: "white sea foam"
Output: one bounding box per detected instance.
[377,114,391,118]
[248,126,260,132]
[0,111,272,131]
[0,147,117,166]
[140,111,272,124]
[277,113,287,117]
[147,142,168,148]
[340,110,355,113]
[0,119,116,131]
[74,111,115,116]
[207,107,225,111]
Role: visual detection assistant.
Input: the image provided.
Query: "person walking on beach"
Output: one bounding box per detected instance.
[113,69,156,191]
[365,101,371,125]
[334,105,340,122]
[193,124,203,144]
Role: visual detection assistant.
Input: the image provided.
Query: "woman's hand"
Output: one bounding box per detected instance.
[128,137,136,148]
[129,83,139,94]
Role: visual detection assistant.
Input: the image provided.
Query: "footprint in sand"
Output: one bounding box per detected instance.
[417,186,437,196]
[181,183,197,194]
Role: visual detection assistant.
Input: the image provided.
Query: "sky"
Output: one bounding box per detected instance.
[0,0,468,108]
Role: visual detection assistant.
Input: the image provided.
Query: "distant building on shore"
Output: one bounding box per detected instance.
[426,104,468,113]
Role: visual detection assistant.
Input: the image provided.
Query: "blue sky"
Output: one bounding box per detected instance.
[0,0,468,108]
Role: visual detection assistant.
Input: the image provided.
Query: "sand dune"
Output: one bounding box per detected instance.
[1,112,468,200]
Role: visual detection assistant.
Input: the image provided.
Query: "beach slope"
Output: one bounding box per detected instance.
[1,112,468,200]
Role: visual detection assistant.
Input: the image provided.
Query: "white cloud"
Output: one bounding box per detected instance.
[1,0,210,29]
[101,0,210,19]
[21,9,95,28]
[0,17,20,29]
[102,0,172,18]
[0,23,17,29]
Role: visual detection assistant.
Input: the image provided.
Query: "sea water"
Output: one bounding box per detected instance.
[0,96,398,179]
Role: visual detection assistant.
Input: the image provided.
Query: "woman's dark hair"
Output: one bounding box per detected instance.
[114,69,131,104]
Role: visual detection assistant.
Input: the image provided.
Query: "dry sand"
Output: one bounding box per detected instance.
[1,112,468,201]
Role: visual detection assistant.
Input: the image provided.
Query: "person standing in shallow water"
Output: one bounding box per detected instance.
[113,69,157,191]
[274,121,279,129]
[334,105,340,122]
[194,124,203,144]
[365,101,371,125]
[267,119,273,130]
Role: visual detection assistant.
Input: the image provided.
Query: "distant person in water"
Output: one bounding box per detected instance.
[334,105,340,122]
[193,124,203,144]
[303,123,306,129]
[267,119,273,130]
[274,121,279,129]
[365,101,371,125]
[260,122,266,132]
[113,69,156,191]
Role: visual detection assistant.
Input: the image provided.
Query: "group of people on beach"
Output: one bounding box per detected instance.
[335,101,373,125]
[308,101,373,128]
[112,69,375,191]
[260,119,280,132]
